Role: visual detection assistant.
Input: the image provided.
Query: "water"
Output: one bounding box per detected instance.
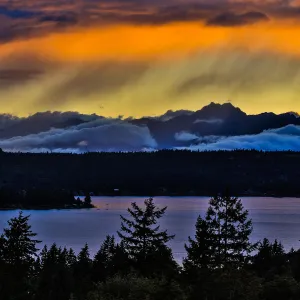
[1,197,300,262]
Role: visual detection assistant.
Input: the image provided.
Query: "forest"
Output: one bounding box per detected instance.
[0,188,94,210]
[0,149,300,197]
[1,194,300,300]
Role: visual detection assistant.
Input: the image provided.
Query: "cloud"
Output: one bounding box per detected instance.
[206,11,269,26]
[0,69,44,88]
[0,114,20,130]
[1,0,300,43]
[2,11,300,118]
[181,125,300,151]
[0,118,157,152]
[193,118,224,124]
[156,109,193,121]
[0,111,100,138]
[0,107,300,152]
[0,6,38,19]
[175,131,200,141]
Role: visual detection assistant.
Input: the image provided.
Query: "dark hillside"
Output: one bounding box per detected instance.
[0,150,299,196]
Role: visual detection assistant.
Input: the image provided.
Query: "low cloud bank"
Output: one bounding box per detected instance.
[0,118,157,152]
[193,118,223,124]
[175,132,200,142]
[177,125,300,151]
[1,118,300,152]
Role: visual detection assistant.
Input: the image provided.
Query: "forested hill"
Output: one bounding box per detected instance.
[0,150,299,197]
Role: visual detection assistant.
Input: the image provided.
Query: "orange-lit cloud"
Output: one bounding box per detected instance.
[1,21,300,61]
[0,1,300,117]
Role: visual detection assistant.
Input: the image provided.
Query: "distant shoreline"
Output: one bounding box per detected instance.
[1,193,299,211]
[0,204,95,211]
[83,191,300,198]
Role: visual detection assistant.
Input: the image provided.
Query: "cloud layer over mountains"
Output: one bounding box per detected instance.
[177,125,300,151]
[0,103,300,152]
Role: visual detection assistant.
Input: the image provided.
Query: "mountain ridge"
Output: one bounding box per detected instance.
[0,102,300,151]
[131,102,300,148]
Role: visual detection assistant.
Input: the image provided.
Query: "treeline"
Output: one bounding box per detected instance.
[1,195,300,300]
[1,150,300,196]
[0,188,94,209]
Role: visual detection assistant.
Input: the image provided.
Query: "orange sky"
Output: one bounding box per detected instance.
[1,19,300,117]
[1,21,300,61]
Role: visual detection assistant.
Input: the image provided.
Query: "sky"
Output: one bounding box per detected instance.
[1,0,300,118]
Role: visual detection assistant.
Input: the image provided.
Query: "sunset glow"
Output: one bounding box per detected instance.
[0,0,300,117]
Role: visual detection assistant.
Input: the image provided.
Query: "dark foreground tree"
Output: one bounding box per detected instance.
[262,276,300,300]
[88,274,185,300]
[92,235,129,282]
[0,211,41,300]
[35,244,75,300]
[252,238,287,278]
[185,192,256,272]
[117,198,178,276]
[84,193,92,207]
[73,243,93,300]
[183,215,214,272]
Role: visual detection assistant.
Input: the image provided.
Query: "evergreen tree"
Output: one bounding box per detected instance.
[84,193,92,207]
[35,244,74,300]
[184,193,256,271]
[92,235,129,282]
[117,198,177,276]
[88,274,186,300]
[183,215,214,272]
[74,243,93,300]
[0,211,41,300]
[262,276,300,300]
[252,238,287,278]
[288,248,300,281]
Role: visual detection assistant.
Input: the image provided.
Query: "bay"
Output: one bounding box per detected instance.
[1,196,300,262]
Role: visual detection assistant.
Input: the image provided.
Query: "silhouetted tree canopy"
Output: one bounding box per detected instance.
[184,193,256,271]
[118,198,178,276]
[1,195,300,300]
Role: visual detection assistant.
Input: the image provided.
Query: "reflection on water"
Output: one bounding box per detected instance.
[0,197,300,262]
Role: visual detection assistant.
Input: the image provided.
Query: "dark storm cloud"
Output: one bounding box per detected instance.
[206,11,269,26]
[269,6,300,18]
[0,6,38,19]
[0,0,291,43]
[0,114,20,130]
[0,53,57,88]
[0,111,101,138]
[0,69,44,88]
[38,12,78,26]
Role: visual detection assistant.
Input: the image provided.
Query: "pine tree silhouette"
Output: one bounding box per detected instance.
[117,198,177,276]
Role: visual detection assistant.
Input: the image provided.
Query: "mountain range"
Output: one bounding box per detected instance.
[0,102,300,152]
[131,102,300,148]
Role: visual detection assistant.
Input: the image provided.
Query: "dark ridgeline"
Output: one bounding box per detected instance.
[0,150,300,197]
[1,195,300,300]
[1,102,300,149]
[131,102,300,148]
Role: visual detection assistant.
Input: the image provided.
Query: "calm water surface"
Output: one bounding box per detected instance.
[1,197,300,262]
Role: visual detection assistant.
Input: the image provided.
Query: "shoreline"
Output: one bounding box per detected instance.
[0,204,95,211]
[2,194,300,211]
